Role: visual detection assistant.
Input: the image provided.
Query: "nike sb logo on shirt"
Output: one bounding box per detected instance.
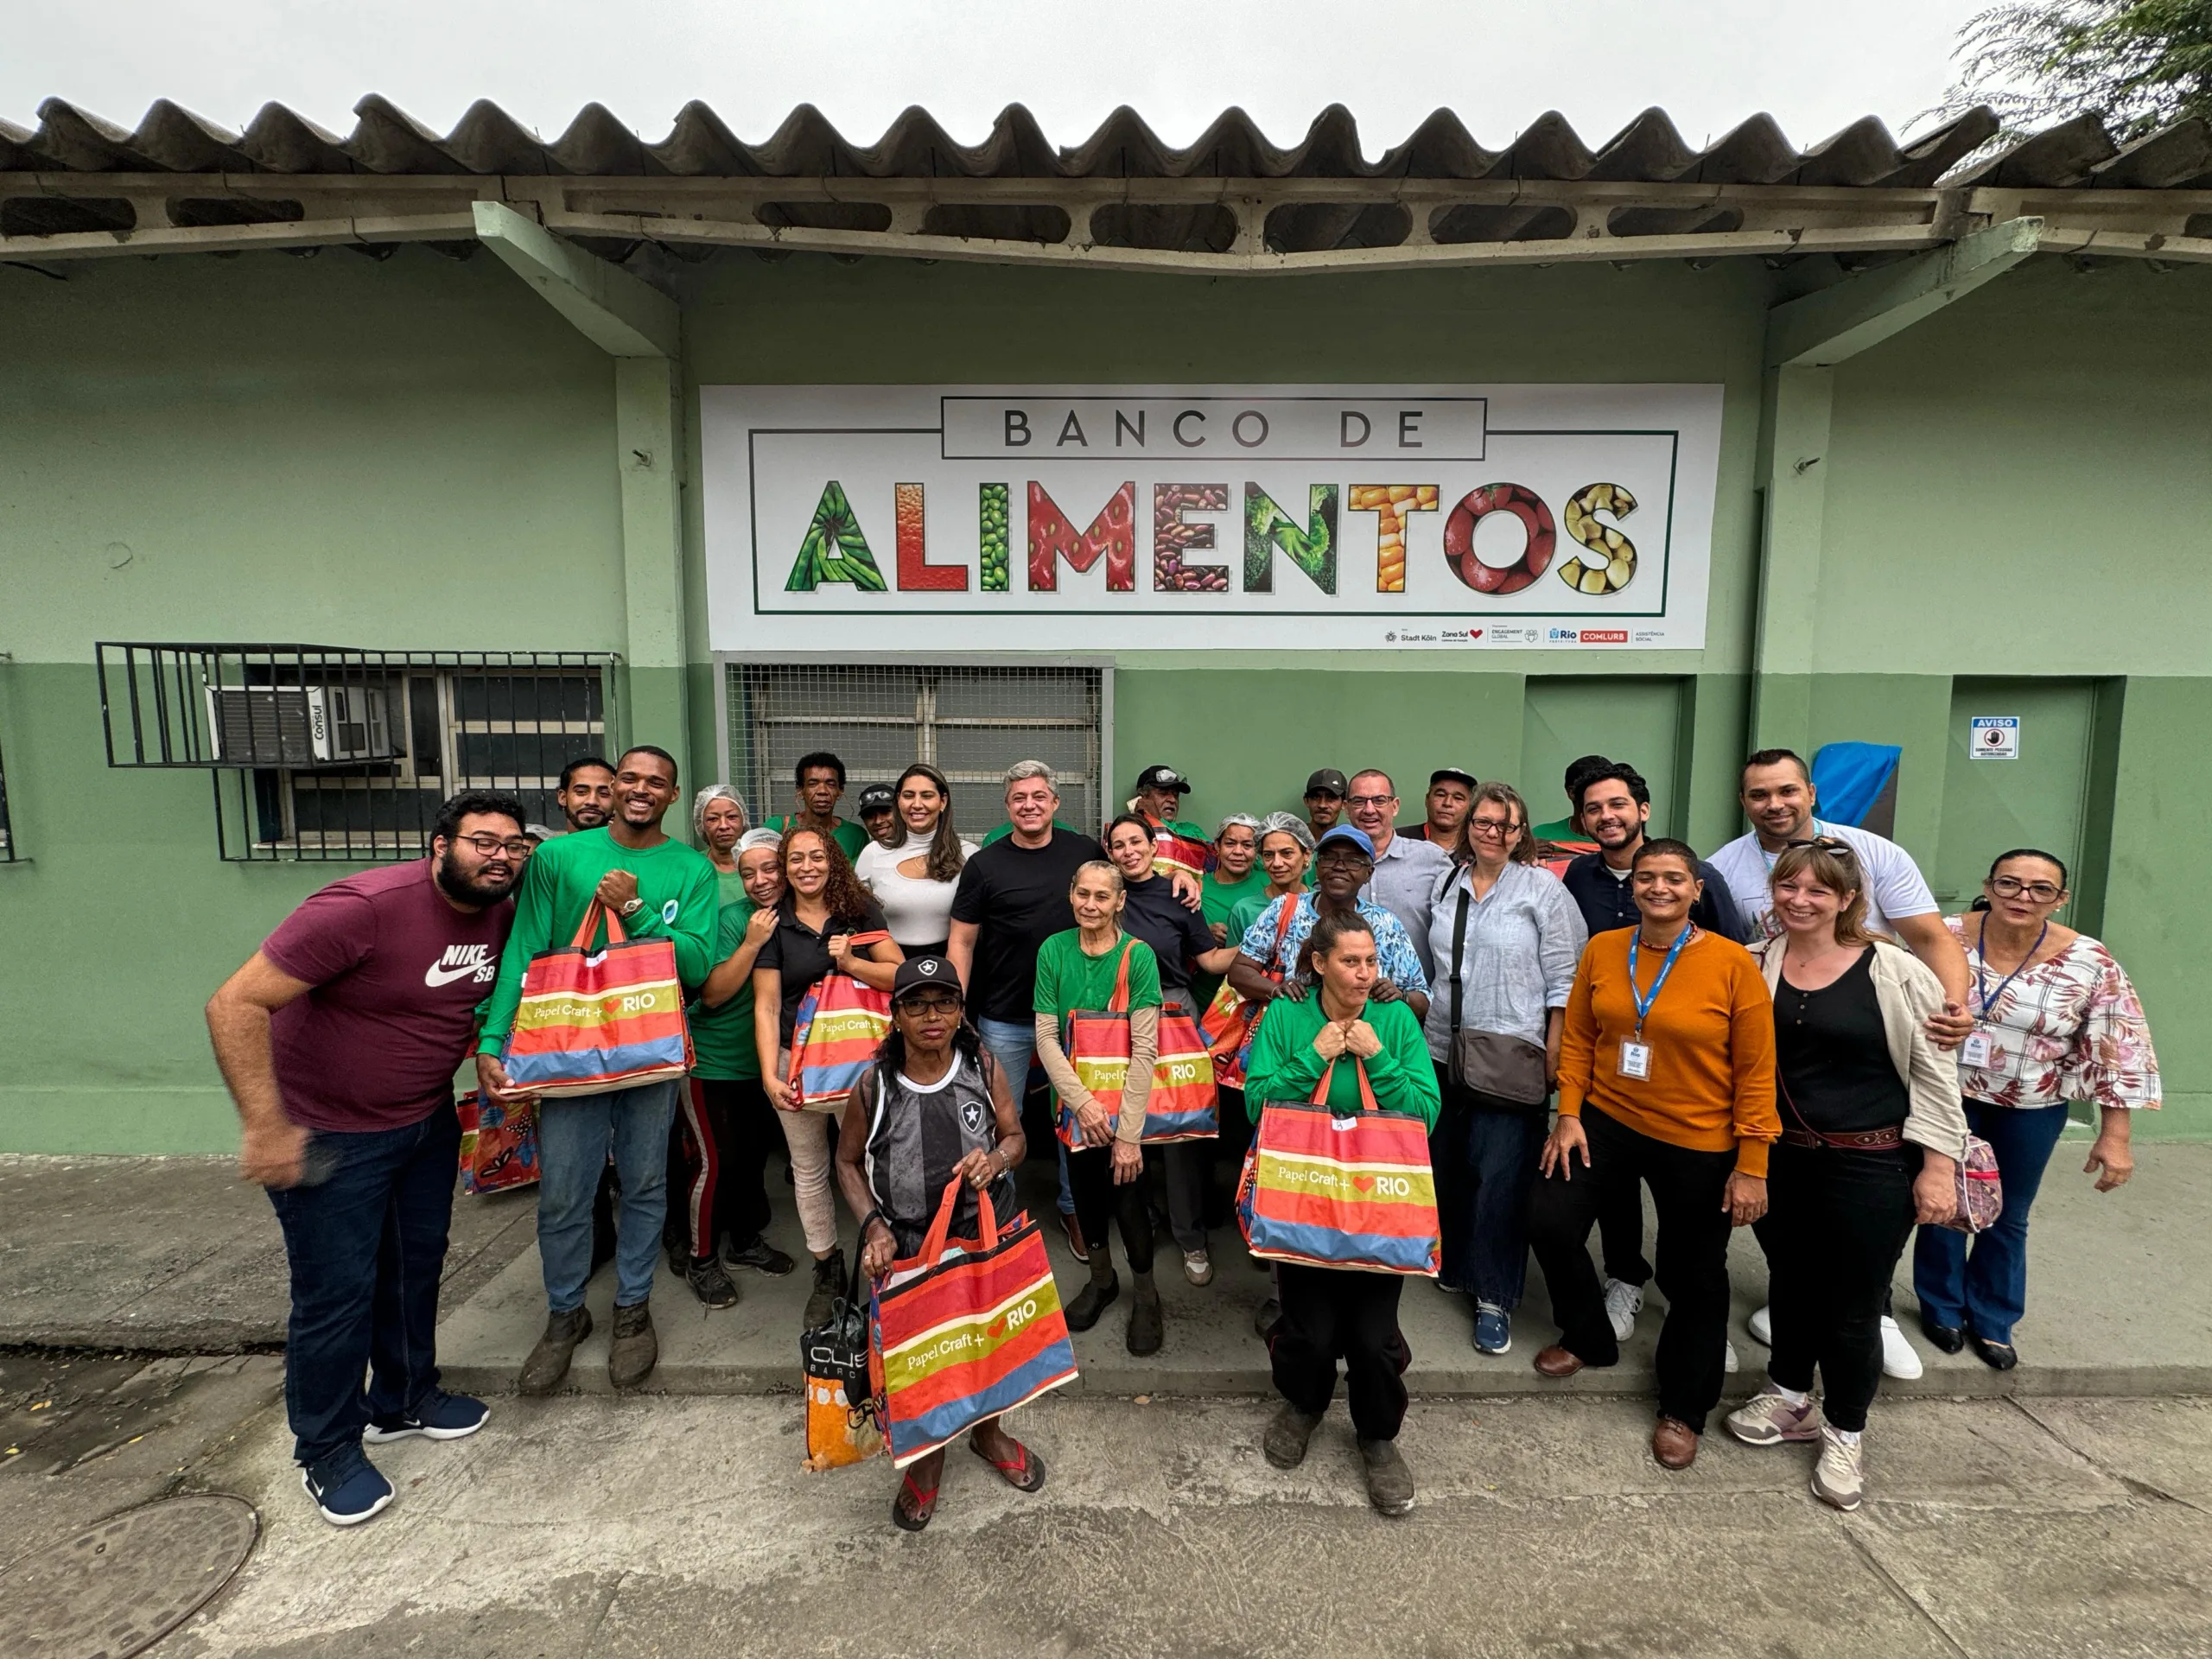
[425,944,498,988]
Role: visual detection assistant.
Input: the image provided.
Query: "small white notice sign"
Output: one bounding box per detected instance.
[1970,715,2020,760]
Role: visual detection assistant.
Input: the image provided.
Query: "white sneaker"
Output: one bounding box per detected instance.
[1724,1338,1740,1374]
[1878,1315,1923,1380]
[1602,1276,1643,1342]
[1182,1249,1214,1287]
[1725,1388,1825,1446]
[1748,1304,1772,1346]
[1811,1426,1866,1511]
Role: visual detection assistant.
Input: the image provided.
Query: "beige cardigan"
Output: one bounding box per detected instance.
[1750,936,1968,1160]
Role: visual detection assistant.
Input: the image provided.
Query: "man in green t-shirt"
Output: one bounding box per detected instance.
[476,746,718,1398]
[763,750,868,862]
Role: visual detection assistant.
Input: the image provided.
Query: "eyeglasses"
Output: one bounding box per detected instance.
[452,833,533,857]
[1346,795,1395,810]
[1989,875,2063,902]
[1468,817,1521,837]
[898,995,964,1017]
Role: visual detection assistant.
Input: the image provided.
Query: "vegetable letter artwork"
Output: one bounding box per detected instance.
[709,384,1721,650]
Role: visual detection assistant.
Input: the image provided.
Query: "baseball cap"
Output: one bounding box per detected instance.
[1429,767,1478,790]
[1134,764,1192,794]
[891,956,964,1004]
[1315,824,1376,859]
[1305,768,1349,797]
[855,783,897,816]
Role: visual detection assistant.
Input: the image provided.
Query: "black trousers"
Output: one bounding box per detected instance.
[1758,1141,1918,1433]
[670,1077,779,1262]
[1597,1169,1652,1287]
[1273,1263,1411,1441]
[1067,1141,1155,1276]
[1527,1104,1738,1433]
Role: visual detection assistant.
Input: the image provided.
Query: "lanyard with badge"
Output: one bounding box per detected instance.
[1961,917,2046,1070]
[1618,926,1694,1081]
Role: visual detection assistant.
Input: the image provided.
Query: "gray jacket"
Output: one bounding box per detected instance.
[1750,936,1969,1160]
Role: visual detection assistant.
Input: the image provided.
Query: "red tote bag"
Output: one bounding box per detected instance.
[503,899,691,1096]
[1200,897,1298,1090]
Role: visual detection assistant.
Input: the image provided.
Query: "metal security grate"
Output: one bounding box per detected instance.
[728,664,1103,840]
[97,644,619,861]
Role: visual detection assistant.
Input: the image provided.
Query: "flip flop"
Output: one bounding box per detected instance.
[892,1470,940,1532]
[970,1436,1048,1493]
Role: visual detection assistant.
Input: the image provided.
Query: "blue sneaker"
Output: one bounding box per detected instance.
[364,1389,490,1444]
[301,1446,395,1527]
[1473,1302,1512,1355]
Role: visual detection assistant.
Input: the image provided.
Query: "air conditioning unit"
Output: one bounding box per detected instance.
[205,684,394,766]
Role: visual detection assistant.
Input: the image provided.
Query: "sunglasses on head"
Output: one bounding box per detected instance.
[1787,836,1859,864]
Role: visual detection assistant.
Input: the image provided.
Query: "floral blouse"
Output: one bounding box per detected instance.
[1947,915,2161,1111]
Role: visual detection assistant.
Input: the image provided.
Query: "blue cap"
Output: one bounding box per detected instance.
[1315,824,1376,858]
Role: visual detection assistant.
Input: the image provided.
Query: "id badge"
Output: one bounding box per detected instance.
[1618,1040,1652,1081]
[1961,1029,1994,1069]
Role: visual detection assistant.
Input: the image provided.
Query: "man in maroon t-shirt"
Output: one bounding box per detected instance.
[207,789,526,1528]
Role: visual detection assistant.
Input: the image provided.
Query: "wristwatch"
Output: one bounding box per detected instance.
[620,897,645,918]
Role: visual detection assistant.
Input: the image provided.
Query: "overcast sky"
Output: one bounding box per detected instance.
[5,0,1996,156]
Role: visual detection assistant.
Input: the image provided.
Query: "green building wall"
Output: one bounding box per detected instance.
[3,247,2205,1151]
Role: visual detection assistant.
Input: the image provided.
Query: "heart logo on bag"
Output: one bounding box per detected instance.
[1353,1174,1375,1192]
[988,1315,1009,1338]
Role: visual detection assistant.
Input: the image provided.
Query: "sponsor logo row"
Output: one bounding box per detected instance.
[1382,626,1662,645]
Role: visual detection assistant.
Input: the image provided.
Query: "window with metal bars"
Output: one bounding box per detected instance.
[96,644,619,861]
[727,663,1106,841]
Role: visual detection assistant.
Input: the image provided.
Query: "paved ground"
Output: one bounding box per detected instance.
[10,1143,2209,1398]
[3,1348,2209,1657]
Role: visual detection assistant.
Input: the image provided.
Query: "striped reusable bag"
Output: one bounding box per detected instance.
[503,900,691,1096]
[1198,897,1297,1090]
[1055,942,1218,1146]
[869,1176,1079,1468]
[1237,1058,1441,1276]
[785,931,896,1111]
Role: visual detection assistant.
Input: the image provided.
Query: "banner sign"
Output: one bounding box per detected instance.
[702,384,1722,652]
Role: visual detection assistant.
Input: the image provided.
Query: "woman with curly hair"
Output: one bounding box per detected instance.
[753,825,905,1323]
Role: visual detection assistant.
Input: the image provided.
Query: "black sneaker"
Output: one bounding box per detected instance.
[686,1256,741,1309]
[1064,1275,1121,1332]
[804,1249,846,1329]
[725,1234,797,1277]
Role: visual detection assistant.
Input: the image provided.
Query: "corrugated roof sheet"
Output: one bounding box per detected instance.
[5,94,2159,189]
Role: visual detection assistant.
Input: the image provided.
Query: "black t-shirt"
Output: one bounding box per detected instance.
[949,828,1098,1025]
[1773,948,1910,1134]
[1120,872,1216,995]
[756,897,893,1046]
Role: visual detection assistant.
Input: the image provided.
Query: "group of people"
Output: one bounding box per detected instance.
[206,736,2161,1529]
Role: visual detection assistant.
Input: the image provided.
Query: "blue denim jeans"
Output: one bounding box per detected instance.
[536,1078,680,1313]
[1912,1101,2070,1344]
[265,1106,460,1466]
[1429,1069,1547,1307]
[979,1015,1074,1217]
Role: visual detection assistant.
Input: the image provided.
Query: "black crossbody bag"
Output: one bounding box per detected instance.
[1446,883,1551,1109]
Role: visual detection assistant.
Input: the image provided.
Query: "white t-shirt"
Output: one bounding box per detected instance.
[1706,818,1937,942]
[856,831,982,949]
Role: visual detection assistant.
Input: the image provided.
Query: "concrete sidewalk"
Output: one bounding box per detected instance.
[6,1146,2207,1399]
[0,1154,537,1351]
[437,1141,2212,1399]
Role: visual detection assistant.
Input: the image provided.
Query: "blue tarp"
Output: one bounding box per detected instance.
[1810,742,1900,830]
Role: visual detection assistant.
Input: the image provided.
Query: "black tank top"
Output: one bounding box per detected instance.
[1774,948,1910,1135]
[861,1049,1016,1255]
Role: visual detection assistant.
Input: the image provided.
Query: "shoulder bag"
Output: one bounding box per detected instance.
[1445,883,1549,1107]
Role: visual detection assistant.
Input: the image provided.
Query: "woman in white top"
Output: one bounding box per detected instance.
[1913,847,2159,1371]
[855,763,979,960]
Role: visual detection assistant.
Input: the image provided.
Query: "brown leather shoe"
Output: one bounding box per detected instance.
[1651,1416,1700,1470]
[1534,1344,1585,1379]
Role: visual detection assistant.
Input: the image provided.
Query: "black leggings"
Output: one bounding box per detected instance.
[1066,1142,1154,1276]
[1758,1141,1917,1433]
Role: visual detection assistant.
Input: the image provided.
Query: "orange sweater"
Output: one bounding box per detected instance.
[1557,927,1780,1178]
